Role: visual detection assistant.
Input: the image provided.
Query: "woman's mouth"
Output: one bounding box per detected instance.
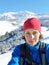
[29,41,34,43]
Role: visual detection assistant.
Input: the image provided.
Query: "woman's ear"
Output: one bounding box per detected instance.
[39,33,43,39]
[22,35,26,41]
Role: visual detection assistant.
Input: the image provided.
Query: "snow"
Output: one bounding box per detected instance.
[41,26,49,38]
[0,51,12,65]
[40,26,49,43]
[41,26,48,32]
[0,21,16,36]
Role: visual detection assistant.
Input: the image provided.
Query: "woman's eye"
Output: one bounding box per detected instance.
[33,32,37,35]
[26,32,30,36]
[26,32,30,35]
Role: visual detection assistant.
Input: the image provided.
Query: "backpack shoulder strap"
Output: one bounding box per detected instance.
[20,43,39,65]
[20,43,33,65]
[39,42,48,65]
[19,43,26,65]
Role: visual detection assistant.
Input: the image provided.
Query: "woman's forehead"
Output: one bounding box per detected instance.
[25,29,39,32]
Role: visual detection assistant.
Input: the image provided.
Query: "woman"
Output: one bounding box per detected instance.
[8,18,49,65]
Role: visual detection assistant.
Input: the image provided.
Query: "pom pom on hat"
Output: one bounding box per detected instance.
[23,18,41,32]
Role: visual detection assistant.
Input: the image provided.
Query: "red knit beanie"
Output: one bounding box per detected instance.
[23,18,41,32]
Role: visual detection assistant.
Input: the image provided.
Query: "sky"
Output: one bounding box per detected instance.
[0,0,49,14]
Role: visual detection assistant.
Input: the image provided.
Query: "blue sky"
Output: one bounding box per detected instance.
[0,0,49,14]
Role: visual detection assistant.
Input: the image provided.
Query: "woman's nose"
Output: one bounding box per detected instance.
[30,34,34,38]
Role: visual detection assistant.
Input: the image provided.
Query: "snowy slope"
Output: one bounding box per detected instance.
[0,51,12,65]
[41,27,49,43]
[0,21,16,36]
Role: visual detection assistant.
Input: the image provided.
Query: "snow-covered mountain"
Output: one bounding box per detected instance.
[0,11,49,27]
[0,11,49,65]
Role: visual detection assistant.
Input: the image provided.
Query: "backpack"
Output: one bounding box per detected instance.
[19,42,48,65]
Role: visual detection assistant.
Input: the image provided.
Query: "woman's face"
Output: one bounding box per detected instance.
[24,29,40,46]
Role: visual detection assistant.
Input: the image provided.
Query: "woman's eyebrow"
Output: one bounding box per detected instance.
[26,32,30,34]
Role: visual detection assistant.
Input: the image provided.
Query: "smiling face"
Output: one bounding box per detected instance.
[24,29,40,46]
